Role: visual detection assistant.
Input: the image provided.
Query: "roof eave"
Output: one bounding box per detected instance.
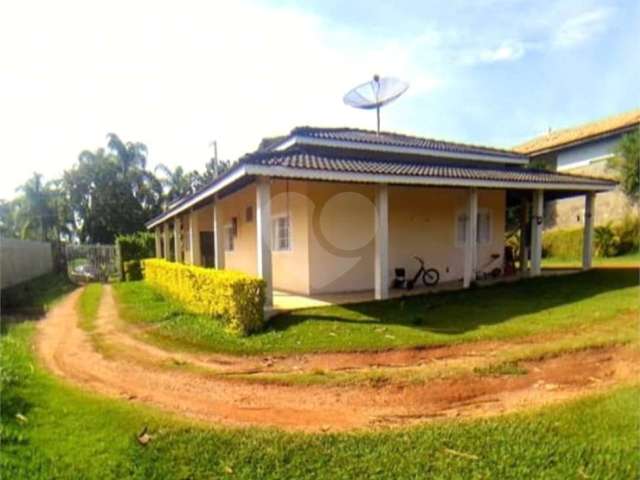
[145,165,249,229]
[243,164,614,192]
[519,124,639,156]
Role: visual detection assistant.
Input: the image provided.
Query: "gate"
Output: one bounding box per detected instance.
[66,244,119,283]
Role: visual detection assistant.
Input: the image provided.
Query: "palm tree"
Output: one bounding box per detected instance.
[154,164,197,205]
[15,173,59,241]
[106,133,148,175]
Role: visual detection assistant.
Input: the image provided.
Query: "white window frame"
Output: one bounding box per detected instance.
[271,214,292,252]
[455,208,492,248]
[224,223,235,252]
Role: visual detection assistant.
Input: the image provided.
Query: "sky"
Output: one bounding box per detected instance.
[1,0,638,199]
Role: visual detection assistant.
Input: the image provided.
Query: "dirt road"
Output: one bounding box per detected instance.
[36,286,639,432]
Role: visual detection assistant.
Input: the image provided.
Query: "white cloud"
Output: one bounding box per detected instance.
[553,7,614,48]
[458,39,528,65]
[0,0,444,199]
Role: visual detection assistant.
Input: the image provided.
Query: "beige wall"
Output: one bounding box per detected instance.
[305,183,506,294]
[173,180,507,296]
[307,182,376,293]
[388,186,505,287]
[217,180,312,294]
[181,205,214,264]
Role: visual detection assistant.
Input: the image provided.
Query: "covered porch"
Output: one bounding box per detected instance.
[149,176,601,309]
[270,266,582,313]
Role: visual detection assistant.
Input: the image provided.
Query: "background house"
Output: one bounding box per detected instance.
[515,110,639,229]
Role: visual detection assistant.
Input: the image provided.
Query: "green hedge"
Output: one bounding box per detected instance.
[543,215,640,259]
[542,228,584,259]
[123,260,142,281]
[116,232,155,281]
[142,259,266,335]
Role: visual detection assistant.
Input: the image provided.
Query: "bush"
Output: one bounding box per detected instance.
[613,215,640,255]
[123,260,142,281]
[543,216,640,260]
[141,259,266,335]
[542,227,583,259]
[594,223,620,257]
[116,232,156,281]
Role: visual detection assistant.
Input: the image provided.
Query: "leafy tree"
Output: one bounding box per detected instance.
[609,127,640,202]
[0,199,20,238]
[64,148,150,243]
[199,158,234,185]
[154,164,199,204]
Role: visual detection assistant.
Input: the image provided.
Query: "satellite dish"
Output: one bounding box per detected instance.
[343,75,409,134]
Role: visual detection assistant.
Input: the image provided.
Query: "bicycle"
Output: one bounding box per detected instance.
[406,256,440,290]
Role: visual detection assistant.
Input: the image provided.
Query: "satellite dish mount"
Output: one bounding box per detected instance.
[343,74,409,134]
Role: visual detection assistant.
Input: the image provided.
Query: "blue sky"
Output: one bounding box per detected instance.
[1,0,638,199]
[286,0,640,144]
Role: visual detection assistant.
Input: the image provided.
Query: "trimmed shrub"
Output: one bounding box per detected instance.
[613,215,640,255]
[116,232,155,281]
[542,227,583,259]
[123,260,143,281]
[543,216,640,259]
[142,259,266,335]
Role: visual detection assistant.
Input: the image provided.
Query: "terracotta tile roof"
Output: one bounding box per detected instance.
[244,149,614,187]
[268,126,526,160]
[514,109,640,155]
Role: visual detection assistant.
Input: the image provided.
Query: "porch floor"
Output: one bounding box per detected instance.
[270,268,581,314]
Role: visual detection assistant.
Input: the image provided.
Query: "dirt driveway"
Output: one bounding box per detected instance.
[37,286,639,432]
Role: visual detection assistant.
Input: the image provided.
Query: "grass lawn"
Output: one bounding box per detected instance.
[1,272,75,318]
[1,321,638,479]
[77,283,103,332]
[542,250,640,268]
[114,269,639,355]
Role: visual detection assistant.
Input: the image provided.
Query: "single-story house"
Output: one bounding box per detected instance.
[145,126,616,306]
[515,109,639,229]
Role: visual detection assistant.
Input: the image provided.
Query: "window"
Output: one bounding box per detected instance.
[272,215,291,251]
[477,211,491,244]
[224,224,235,252]
[456,209,492,246]
[245,206,253,223]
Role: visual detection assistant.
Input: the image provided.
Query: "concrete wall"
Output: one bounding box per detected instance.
[545,158,636,229]
[1,238,53,289]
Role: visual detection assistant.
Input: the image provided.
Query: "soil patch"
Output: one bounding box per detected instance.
[37,286,640,432]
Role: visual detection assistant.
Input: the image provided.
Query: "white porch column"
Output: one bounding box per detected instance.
[519,197,529,274]
[174,217,183,263]
[530,190,544,276]
[163,223,171,260]
[463,188,478,288]
[189,210,201,266]
[154,227,162,258]
[374,184,389,300]
[256,177,273,307]
[583,192,595,270]
[213,199,224,269]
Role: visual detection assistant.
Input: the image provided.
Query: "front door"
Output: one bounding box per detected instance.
[200,231,215,267]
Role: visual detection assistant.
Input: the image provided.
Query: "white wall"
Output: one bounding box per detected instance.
[1,238,53,289]
[557,136,619,171]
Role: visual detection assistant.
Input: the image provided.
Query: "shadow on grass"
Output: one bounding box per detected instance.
[1,273,76,336]
[266,269,638,337]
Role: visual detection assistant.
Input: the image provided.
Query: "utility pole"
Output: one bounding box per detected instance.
[209,140,218,178]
